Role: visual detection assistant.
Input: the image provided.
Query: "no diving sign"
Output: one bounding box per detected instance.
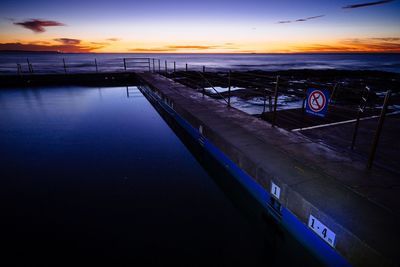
[305,88,330,117]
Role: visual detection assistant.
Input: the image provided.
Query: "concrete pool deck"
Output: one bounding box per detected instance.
[138,72,400,266]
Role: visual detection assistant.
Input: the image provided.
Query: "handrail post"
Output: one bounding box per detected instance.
[263,89,267,113]
[123,58,127,71]
[63,58,67,74]
[152,58,155,73]
[269,95,272,112]
[26,58,33,74]
[301,88,306,113]
[272,75,280,127]
[185,63,188,72]
[203,66,205,73]
[26,58,30,73]
[351,110,362,150]
[165,60,167,74]
[367,90,392,169]
[17,63,22,75]
[148,58,151,72]
[174,61,176,73]
[158,59,161,73]
[351,86,370,150]
[330,83,339,105]
[198,71,229,105]
[228,70,231,107]
[95,58,98,73]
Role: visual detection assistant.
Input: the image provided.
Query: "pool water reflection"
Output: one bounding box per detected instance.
[0,86,321,266]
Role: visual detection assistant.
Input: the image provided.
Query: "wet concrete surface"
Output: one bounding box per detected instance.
[138,73,400,267]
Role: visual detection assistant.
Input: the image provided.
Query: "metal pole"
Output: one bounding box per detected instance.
[203,66,205,73]
[351,110,362,150]
[123,58,127,71]
[228,70,231,107]
[27,58,34,73]
[152,58,155,73]
[26,58,31,73]
[17,63,21,75]
[269,95,272,112]
[185,63,188,72]
[272,75,280,127]
[174,61,176,73]
[351,87,370,149]
[263,98,267,113]
[263,90,267,113]
[302,88,307,113]
[330,83,339,105]
[165,60,167,73]
[148,58,151,72]
[158,59,160,72]
[63,58,67,74]
[367,90,392,169]
[95,59,98,73]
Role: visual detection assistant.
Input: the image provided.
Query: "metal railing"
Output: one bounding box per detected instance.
[1,55,397,170]
[2,57,152,74]
[147,58,397,170]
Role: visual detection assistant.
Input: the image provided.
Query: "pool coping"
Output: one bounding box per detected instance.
[137,72,400,267]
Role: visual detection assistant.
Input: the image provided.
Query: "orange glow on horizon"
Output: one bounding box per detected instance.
[0,36,399,53]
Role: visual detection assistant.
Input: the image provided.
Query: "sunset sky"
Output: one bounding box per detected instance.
[1,0,399,53]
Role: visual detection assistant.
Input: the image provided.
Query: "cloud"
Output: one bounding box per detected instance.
[91,41,110,45]
[371,37,400,41]
[277,20,292,24]
[292,37,400,53]
[129,48,173,52]
[277,15,325,24]
[341,38,400,50]
[342,0,394,9]
[296,15,325,22]
[13,19,65,33]
[107,38,120,42]
[129,44,238,52]
[3,17,15,22]
[54,38,81,45]
[237,50,258,53]
[0,42,103,53]
[293,44,356,52]
[167,45,218,50]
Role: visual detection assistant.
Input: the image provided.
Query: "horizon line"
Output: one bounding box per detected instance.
[1,50,400,55]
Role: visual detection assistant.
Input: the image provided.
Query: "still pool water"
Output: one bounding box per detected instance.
[0,86,322,266]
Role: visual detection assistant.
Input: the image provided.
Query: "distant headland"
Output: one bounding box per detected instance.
[0,50,61,54]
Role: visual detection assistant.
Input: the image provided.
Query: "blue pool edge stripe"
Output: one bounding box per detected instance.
[139,85,351,267]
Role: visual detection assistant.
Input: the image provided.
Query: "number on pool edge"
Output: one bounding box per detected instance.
[271,182,281,199]
[308,215,336,248]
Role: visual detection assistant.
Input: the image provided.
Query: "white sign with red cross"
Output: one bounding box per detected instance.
[305,88,330,117]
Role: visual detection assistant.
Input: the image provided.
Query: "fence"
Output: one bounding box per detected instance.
[1,57,152,75]
[1,56,397,169]
[148,59,397,171]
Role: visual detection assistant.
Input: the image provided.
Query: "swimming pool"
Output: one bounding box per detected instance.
[0,86,321,265]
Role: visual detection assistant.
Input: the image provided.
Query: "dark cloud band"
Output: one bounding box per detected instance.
[342,0,394,9]
[14,19,65,33]
[278,15,325,24]
[54,38,81,45]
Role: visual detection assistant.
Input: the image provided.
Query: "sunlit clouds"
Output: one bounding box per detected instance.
[1,0,399,53]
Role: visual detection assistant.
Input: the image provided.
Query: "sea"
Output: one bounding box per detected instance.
[0,53,399,74]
